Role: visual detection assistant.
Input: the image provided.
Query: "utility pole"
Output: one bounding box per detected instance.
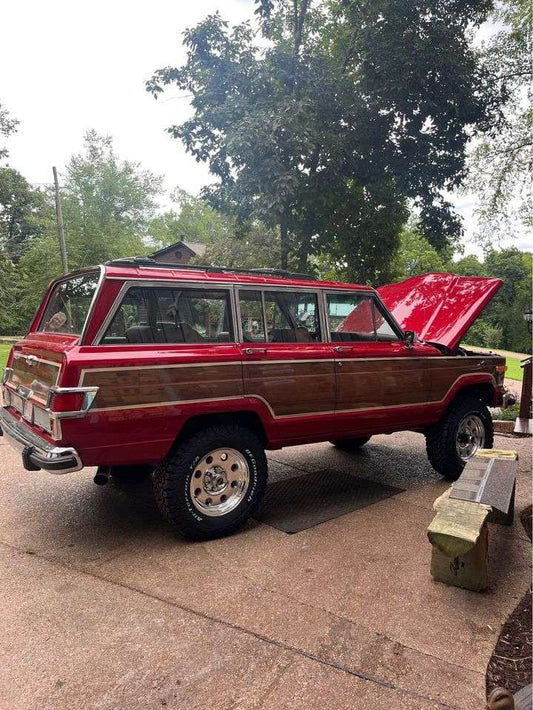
[52,166,69,274]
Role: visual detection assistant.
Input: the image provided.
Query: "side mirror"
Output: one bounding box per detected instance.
[404,330,417,348]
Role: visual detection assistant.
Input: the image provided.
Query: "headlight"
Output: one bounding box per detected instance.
[33,405,52,433]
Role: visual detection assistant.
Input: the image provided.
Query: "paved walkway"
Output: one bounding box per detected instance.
[0,433,530,709]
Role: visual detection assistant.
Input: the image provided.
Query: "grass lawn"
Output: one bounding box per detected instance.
[0,344,11,371]
[505,356,524,382]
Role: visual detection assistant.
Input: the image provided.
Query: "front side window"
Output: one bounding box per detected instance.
[328,293,375,342]
[239,289,321,343]
[101,286,233,344]
[38,272,100,335]
[327,293,400,342]
[373,301,400,342]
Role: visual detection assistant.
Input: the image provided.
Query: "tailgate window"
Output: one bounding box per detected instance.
[38,272,99,335]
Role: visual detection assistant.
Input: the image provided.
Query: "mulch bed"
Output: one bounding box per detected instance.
[485,505,532,698]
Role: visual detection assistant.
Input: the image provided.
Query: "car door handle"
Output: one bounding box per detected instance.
[244,347,268,355]
[333,345,352,353]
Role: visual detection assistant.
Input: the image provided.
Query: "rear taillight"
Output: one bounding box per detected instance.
[48,391,86,413]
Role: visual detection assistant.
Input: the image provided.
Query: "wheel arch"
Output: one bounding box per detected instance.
[171,410,269,452]
[450,381,498,408]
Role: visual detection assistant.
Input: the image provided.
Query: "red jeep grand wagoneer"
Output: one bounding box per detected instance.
[1,259,508,539]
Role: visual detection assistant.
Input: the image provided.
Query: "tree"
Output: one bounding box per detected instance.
[463,247,532,352]
[0,168,48,260]
[452,254,487,276]
[466,0,532,243]
[0,252,22,334]
[17,131,163,326]
[392,222,445,280]
[0,102,18,160]
[149,189,234,250]
[148,0,501,281]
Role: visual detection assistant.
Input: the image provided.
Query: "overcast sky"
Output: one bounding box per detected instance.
[1,0,530,256]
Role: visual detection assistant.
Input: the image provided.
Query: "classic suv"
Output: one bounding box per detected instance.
[0,259,508,539]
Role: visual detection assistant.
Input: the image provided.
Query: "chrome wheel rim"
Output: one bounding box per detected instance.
[456,414,485,461]
[189,448,250,517]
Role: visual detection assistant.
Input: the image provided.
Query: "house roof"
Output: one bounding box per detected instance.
[150,240,206,258]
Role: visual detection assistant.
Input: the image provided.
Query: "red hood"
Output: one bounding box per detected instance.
[377,273,503,351]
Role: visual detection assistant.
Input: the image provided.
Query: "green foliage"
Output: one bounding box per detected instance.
[148,0,500,280]
[0,254,22,334]
[198,222,280,270]
[0,167,48,260]
[0,101,18,160]
[493,402,520,420]
[466,0,532,242]
[452,254,487,276]
[392,223,445,279]
[460,247,532,353]
[149,189,234,250]
[465,320,503,348]
[5,131,164,334]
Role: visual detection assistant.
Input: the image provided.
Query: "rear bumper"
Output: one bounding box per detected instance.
[0,406,83,474]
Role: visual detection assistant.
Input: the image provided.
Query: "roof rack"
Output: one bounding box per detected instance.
[105,257,317,281]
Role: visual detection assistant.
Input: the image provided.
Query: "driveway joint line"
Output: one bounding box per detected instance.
[0,539,464,709]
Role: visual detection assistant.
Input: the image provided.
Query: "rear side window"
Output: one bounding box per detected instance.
[101,287,233,344]
[38,272,99,335]
[239,290,321,343]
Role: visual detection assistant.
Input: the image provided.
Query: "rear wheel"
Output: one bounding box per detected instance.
[153,424,268,540]
[330,436,371,452]
[426,396,493,480]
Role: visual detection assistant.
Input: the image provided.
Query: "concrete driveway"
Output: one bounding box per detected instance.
[0,432,530,710]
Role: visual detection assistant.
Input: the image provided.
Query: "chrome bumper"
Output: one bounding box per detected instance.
[0,406,83,474]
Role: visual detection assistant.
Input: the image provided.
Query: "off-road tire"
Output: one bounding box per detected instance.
[330,436,371,452]
[153,424,268,541]
[425,396,493,481]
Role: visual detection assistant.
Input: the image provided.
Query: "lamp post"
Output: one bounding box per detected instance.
[523,308,532,334]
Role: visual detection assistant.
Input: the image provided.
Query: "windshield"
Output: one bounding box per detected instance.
[38,271,100,335]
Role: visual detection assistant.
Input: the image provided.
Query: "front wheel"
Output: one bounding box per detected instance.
[426,396,493,480]
[153,424,268,540]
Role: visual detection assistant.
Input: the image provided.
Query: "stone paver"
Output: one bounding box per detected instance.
[0,432,530,709]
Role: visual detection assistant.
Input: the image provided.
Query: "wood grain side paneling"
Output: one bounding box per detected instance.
[243,360,335,416]
[83,364,243,410]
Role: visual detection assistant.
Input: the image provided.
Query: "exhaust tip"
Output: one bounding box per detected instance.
[93,467,110,486]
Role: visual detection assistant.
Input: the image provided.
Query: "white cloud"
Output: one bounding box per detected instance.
[0,0,253,197]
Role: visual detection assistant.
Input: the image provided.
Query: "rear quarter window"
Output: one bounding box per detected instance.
[38,272,100,335]
[101,286,234,345]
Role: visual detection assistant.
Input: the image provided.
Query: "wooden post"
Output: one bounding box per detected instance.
[52,167,69,275]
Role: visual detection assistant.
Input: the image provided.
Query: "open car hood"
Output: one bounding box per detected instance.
[377,273,503,352]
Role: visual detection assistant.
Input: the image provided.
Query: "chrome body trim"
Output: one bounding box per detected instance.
[35,266,103,343]
[0,406,83,474]
[46,385,99,419]
[79,265,105,345]
[92,279,237,345]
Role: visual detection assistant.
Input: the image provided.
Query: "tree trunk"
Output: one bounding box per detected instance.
[280,216,289,270]
[297,243,309,274]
